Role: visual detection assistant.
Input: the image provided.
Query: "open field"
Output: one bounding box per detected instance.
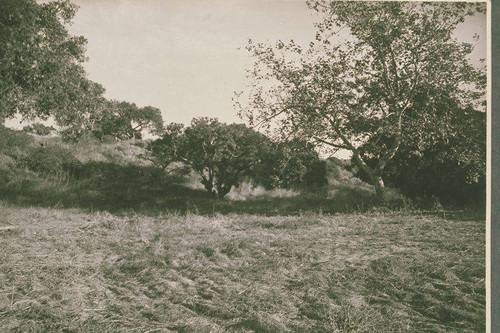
[0,204,485,332]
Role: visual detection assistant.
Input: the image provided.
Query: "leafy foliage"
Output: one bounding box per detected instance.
[252,138,327,191]
[238,1,486,201]
[355,96,486,207]
[22,123,56,136]
[0,0,163,143]
[93,100,164,140]
[149,118,267,198]
[0,0,90,122]
[23,144,80,176]
[0,126,34,159]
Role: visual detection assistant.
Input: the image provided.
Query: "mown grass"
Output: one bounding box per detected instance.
[0,204,485,332]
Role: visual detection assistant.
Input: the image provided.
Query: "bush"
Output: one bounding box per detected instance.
[23,145,80,176]
[302,160,327,192]
[0,126,34,159]
[251,138,328,191]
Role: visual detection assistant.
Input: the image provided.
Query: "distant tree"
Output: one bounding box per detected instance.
[96,100,164,140]
[147,123,185,171]
[149,118,266,199]
[238,1,486,201]
[0,0,89,123]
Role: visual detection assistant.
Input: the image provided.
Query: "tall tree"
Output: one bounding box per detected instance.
[56,78,108,141]
[0,0,89,122]
[238,1,486,200]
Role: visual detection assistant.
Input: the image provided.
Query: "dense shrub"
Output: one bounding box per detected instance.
[384,154,485,208]
[302,160,327,192]
[23,145,80,176]
[251,138,328,192]
[353,147,486,208]
[0,126,34,159]
[66,161,186,201]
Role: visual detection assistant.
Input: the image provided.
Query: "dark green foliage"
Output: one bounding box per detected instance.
[149,118,268,199]
[0,128,376,214]
[384,150,485,208]
[353,106,486,208]
[0,1,163,143]
[0,0,89,121]
[252,138,328,191]
[0,126,34,159]
[0,127,35,188]
[55,80,107,141]
[23,145,80,176]
[150,119,328,198]
[93,100,164,141]
[301,160,327,192]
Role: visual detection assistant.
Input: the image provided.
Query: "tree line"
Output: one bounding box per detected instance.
[1,0,487,206]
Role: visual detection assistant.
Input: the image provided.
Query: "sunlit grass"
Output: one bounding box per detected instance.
[0,204,485,332]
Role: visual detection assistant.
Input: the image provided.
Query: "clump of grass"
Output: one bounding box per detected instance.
[226,182,299,201]
[0,206,485,332]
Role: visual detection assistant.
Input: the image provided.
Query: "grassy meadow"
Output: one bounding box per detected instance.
[0,205,485,332]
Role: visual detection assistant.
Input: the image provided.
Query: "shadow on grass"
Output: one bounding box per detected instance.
[0,161,379,216]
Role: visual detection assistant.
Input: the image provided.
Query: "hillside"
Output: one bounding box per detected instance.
[0,128,394,215]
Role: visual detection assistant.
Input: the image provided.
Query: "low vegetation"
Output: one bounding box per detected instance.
[0,126,396,215]
[0,205,485,332]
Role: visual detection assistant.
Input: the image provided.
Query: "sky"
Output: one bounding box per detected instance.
[63,0,487,127]
[67,0,321,126]
[6,0,487,141]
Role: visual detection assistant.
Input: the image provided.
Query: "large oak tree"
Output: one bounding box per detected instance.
[0,0,90,122]
[149,118,267,199]
[238,1,486,200]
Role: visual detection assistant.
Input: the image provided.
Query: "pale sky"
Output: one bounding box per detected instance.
[6,0,486,136]
[68,0,320,125]
[65,0,487,127]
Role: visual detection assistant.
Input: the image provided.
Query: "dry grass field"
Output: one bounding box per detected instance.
[0,204,485,332]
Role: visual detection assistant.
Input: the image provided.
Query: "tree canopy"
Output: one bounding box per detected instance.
[238,1,486,200]
[1,0,164,143]
[93,101,164,140]
[149,118,267,199]
[0,0,90,122]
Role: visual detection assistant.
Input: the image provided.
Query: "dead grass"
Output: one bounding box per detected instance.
[0,204,485,332]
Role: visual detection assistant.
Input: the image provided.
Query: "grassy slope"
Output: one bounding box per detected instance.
[0,134,383,215]
[0,205,485,332]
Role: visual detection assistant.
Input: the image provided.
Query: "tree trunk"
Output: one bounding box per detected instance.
[216,184,232,199]
[372,174,387,203]
[202,181,216,198]
[351,152,387,204]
